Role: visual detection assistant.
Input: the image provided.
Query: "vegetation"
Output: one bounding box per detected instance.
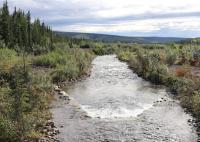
[1,1,200,141]
[0,48,52,141]
[0,44,94,142]
[55,31,186,44]
[117,44,200,134]
[33,44,94,83]
[0,1,54,55]
[0,2,94,141]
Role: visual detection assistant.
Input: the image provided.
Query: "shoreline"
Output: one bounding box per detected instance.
[44,55,198,142]
[117,57,200,140]
[39,69,92,142]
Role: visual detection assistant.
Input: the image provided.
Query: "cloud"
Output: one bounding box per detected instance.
[1,0,200,37]
[54,17,200,33]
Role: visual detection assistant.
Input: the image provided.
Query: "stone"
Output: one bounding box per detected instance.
[58,91,70,100]
[42,129,48,134]
[59,91,68,96]
[53,85,61,92]
[54,129,60,134]
[188,119,192,123]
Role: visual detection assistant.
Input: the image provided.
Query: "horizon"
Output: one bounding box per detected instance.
[1,0,200,38]
[55,31,192,38]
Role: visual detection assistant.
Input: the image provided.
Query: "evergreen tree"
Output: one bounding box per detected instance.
[1,1,10,45]
[11,7,18,44]
[0,8,2,40]
[27,11,32,49]
[0,1,54,54]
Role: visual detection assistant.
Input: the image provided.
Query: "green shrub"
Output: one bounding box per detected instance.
[164,75,194,94]
[33,51,67,68]
[0,65,51,141]
[165,50,177,65]
[0,117,19,142]
[148,63,168,84]
[52,64,79,83]
[192,93,200,117]
[51,49,93,83]
[118,51,133,62]
[117,44,200,132]
[32,45,49,55]
[0,48,18,69]
[92,44,116,55]
[33,47,93,83]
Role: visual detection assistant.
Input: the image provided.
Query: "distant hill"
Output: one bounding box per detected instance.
[54,31,188,44]
[180,37,200,45]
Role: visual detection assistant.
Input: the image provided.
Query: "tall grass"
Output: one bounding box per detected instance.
[0,48,19,71]
[33,46,94,83]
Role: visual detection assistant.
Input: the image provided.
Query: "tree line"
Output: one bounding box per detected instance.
[0,1,53,54]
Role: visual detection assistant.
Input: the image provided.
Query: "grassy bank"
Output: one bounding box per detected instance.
[33,43,94,83]
[117,44,200,133]
[0,44,94,141]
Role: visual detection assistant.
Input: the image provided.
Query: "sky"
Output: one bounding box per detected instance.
[1,0,200,37]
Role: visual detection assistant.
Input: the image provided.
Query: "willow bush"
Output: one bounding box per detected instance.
[117,44,200,119]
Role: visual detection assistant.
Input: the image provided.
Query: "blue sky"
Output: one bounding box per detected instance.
[2,0,200,37]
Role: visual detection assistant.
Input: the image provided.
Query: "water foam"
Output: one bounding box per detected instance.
[81,104,153,119]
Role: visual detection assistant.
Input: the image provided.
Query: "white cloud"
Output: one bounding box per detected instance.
[54,17,200,33]
[2,0,200,37]
[5,0,200,18]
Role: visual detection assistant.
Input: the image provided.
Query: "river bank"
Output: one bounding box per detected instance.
[117,49,200,141]
[51,55,198,142]
[38,68,92,142]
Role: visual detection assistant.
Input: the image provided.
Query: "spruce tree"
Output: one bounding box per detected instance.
[0,8,2,40]
[1,1,10,45]
[11,7,18,46]
[0,1,54,53]
[27,11,32,50]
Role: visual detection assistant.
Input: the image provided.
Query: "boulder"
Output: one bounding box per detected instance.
[58,91,70,100]
[53,85,61,92]
[46,120,55,128]
[58,91,67,96]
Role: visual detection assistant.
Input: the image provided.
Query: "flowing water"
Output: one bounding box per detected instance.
[52,55,198,142]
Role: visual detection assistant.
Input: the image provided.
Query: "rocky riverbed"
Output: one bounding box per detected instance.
[50,55,198,142]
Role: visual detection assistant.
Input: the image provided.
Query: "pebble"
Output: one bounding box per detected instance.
[39,120,60,142]
[53,85,62,92]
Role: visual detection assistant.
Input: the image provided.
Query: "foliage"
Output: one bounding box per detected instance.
[117,44,200,122]
[0,1,97,141]
[192,93,200,117]
[0,1,53,54]
[0,64,51,141]
[0,48,18,69]
[1,1,200,141]
[33,46,94,83]
[165,49,177,65]
[117,51,133,62]
[175,65,191,77]
[92,43,117,55]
